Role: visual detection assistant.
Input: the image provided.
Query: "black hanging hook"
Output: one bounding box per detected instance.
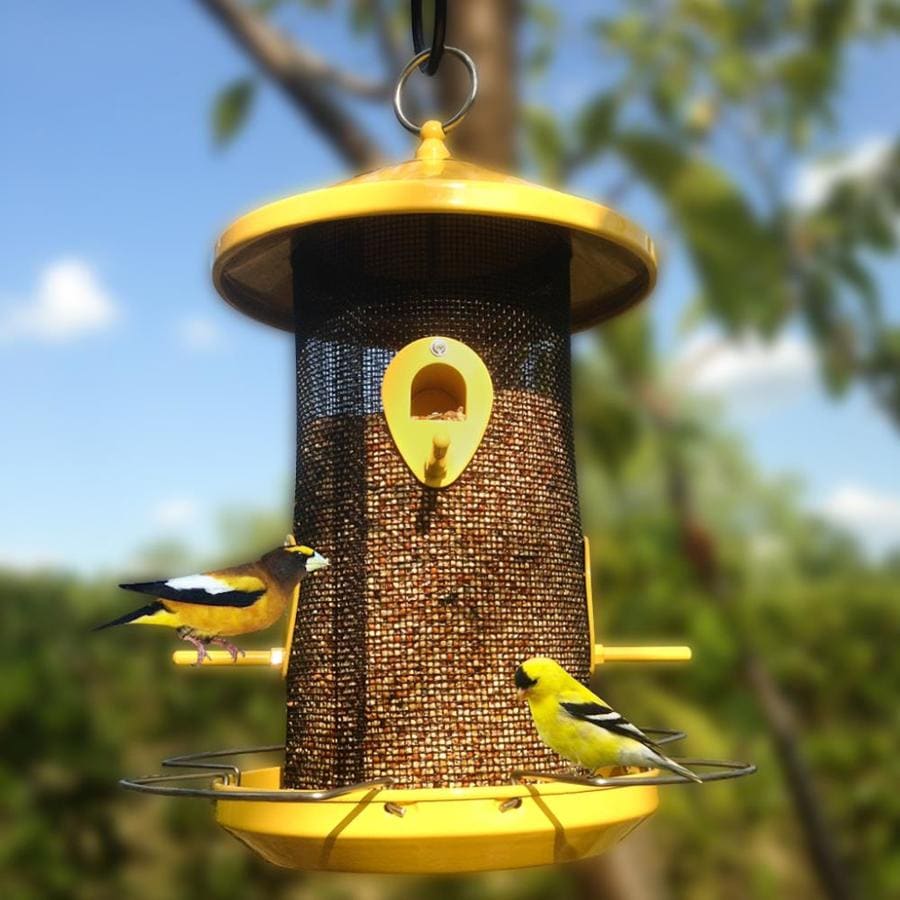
[411,0,447,76]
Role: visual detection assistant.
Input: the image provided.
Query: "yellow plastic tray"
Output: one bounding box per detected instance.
[214,766,658,873]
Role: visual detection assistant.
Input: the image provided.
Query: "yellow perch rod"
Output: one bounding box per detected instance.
[594,644,692,664]
[173,645,691,667]
[172,648,285,667]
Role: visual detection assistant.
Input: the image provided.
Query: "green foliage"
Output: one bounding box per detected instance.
[573,336,900,899]
[615,132,789,332]
[791,140,900,402]
[212,78,257,147]
[523,3,560,77]
[0,563,302,899]
[552,1,900,419]
[574,93,618,160]
[522,106,567,185]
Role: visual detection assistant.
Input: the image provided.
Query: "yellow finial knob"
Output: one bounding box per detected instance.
[416,120,451,161]
[420,120,445,141]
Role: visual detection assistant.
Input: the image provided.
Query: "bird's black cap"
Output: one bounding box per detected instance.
[514,665,538,689]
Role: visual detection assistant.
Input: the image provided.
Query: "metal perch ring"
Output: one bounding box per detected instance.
[118,729,696,802]
[119,745,394,802]
[394,46,477,134]
[511,758,757,789]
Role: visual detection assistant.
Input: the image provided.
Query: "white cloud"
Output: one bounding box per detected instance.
[793,136,893,211]
[151,497,200,530]
[178,316,222,351]
[0,258,119,343]
[673,330,816,410]
[819,484,900,555]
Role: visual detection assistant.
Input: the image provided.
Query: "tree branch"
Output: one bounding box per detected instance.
[197,0,384,170]
[437,0,520,169]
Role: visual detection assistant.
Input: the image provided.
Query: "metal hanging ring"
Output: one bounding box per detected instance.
[394,46,477,135]
[411,0,447,75]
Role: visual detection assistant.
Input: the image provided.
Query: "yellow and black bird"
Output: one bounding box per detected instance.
[94,535,329,661]
[515,657,702,782]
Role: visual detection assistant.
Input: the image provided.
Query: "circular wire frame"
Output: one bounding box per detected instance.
[120,745,394,802]
[394,46,477,134]
[510,758,757,789]
[117,729,720,803]
[637,728,686,746]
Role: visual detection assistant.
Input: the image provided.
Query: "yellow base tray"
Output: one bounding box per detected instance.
[215,766,658,873]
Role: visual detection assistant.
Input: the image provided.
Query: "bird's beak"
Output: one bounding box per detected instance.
[517,687,529,702]
[306,551,330,572]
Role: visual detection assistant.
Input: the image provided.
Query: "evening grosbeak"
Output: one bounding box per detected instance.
[515,657,702,782]
[94,535,329,662]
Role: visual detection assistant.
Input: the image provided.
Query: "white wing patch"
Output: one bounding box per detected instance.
[165,574,233,594]
[604,718,646,739]
[583,711,621,722]
[584,711,646,738]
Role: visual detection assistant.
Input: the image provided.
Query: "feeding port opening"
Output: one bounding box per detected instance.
[411,363,467,419]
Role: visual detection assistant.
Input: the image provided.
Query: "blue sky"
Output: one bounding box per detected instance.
[1,2,898,573]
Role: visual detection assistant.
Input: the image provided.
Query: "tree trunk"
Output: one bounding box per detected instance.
[662,444,854,900]
[435,0,519,169]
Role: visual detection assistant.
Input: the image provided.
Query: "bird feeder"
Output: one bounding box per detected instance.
[122,44,752,874]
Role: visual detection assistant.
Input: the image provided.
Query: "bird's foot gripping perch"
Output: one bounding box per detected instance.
[177,628,210,665]
[207,636,246,662]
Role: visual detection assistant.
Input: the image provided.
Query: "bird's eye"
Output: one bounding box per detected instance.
[514,667,539,689]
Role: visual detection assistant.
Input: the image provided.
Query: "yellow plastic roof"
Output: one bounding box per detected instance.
[213,123,656,333]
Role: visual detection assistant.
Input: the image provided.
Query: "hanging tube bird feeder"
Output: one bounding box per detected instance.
[121,15,753,874]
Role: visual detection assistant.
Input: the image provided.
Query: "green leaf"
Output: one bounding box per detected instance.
[349,0,374,33]
[523,107,567,185]
[526,1,560,31]
[575,93,618,158]
[525,41,555,77]
[212,78,257,147]
[832,253,879,313]
[820,322,858,397]
[524,3,559,76]
[252,0,283,13]
[615,131,788,331]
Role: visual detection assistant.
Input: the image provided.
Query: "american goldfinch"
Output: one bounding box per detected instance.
[515,657,701,782]
[94,535,329,662]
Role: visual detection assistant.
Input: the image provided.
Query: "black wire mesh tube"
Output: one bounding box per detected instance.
[285,215,590,790]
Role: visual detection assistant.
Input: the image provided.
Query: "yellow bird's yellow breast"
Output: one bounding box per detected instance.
[529,696,624,771]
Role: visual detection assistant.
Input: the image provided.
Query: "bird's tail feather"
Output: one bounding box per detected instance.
[655,753,703,783]
[92,601,165,631]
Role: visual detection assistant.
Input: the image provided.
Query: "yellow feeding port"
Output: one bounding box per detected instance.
[215,766,658,873]
[411,363,467,418]
[382,336,493,487]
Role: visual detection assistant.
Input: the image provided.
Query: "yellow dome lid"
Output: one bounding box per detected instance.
[212,121,656,333]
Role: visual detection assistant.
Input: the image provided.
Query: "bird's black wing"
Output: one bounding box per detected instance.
[119,576,264,608]
[560,701,659,750]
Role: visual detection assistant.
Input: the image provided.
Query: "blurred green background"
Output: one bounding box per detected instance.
[1,2,898,899]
